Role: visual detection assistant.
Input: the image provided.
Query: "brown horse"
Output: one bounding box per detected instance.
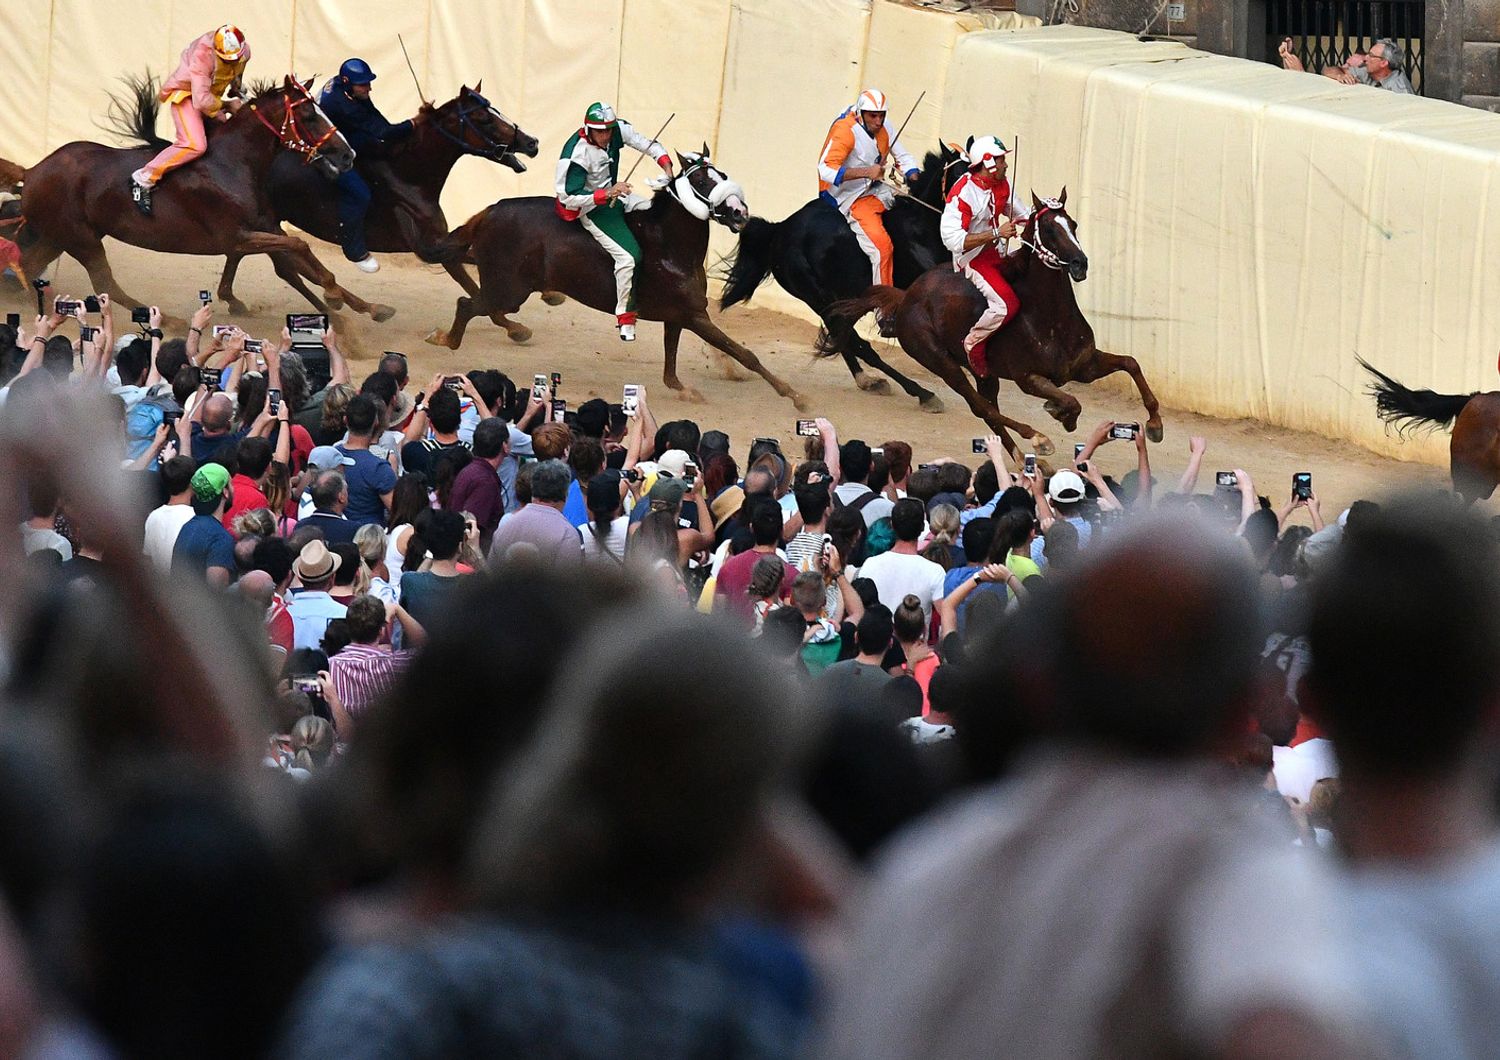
[819,190,1163,461]
[18,77,393,322]
[1361,358,1500,503]
[428,148,805,408]
[211,83,540,324]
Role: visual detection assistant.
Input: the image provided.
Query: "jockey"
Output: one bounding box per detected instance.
[940,135,1024,376]
[319,58,425,273]
[130,25,251,216]
[816,89,920,288]
[555,102,673,342]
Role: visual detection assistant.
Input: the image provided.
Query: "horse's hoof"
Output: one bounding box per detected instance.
[854,371,891,394]
[370,304,396,323]
[1147,420,1165,443]
[790,392,811,412]
[424,328,457,349]
[506,324,533,344]
[325,294,345,312]
[541,291,566,306]
[1031,433,1056,457]
[683,387,706,404]
[918,394,945,415]
[226,300,250,317]
[1036,458,1057,478]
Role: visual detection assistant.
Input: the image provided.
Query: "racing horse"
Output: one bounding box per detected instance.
[818,190,1163,461]
[206,82,541,324]
[1361,357,1500,503]
[428,147,806,409]
[720,144,958,410]
[18,77,393,322]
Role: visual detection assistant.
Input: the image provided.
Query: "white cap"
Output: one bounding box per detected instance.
[1047,469,1086,503]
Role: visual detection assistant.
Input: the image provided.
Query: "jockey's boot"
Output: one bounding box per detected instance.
[619,323,636,342]
[354,255,380,274]
[129,179,153,217]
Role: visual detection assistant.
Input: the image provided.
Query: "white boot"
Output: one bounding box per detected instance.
[354,255,380,274]
[619,323,636,342]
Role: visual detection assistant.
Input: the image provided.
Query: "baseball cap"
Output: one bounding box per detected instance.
[648,477,689,509]
[657,449,697,478]
[1048,470,1086,503]
[189,463,230,502]
[699,430,731,460]
[307,446,347,471]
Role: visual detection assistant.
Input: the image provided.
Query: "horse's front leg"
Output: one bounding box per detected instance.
[232,230,395,323]
[1073,348,1165,442]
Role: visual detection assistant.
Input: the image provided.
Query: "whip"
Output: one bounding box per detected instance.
[622,112,676,185]
[397,34,431,108]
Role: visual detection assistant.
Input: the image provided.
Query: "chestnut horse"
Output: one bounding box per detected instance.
[819,190,1163,461]
[428,148,805,408]
[1362,358,1500,503]
[18,77,393,322]
[210,82,540,321]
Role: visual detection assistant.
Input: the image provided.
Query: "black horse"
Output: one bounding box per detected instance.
[720,145,959,411]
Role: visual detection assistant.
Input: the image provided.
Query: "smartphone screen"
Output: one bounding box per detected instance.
[199,290,212,305]
[622,384,640,416]
[268,388,282,414]
[551,398,566,423]
[243,338,263,354]
[796,419,819,437]
[1216,471,1237,489]
[1023,454,1037,475]
[212,324,236,338]
[287,313,329,343]
[1293,472,1312,499]
[532,373,548,400]
[200,367,220,390]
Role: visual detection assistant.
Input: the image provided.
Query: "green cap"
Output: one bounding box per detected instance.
[190,463,230,502]
[584,101,617,129]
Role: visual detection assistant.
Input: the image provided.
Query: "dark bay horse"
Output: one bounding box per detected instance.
[429,148,805,409]
[1362,358,1500,503]
[720,145,957,409]
[210,83,540,323]
[19,77,394,322]
[819,190,1163,461]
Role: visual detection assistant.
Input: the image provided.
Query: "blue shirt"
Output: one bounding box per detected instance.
[190,424,247,466]
[335,445,398,528]
[1030,514,1092,568]
[561,478,587,527]
[317,81,415,157]
[942,565,1009,636]
[171,513,235,580]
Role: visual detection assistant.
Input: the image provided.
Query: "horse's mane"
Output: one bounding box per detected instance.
[906,146,958,208]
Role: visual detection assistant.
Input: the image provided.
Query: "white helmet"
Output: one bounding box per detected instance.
[856,88,888,115]
[968,134,1009,172]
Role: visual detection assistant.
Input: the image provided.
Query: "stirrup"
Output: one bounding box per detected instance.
[130,180,153,217]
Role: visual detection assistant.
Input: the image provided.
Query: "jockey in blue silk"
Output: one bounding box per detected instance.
[319,58,426,273]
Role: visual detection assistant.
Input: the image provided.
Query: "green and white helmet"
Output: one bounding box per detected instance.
[584,102,618,130]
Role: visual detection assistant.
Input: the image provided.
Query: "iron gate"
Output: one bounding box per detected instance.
[1267,0,1425,93]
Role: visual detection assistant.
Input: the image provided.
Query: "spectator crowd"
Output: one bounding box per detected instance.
[0,292,1496,1058]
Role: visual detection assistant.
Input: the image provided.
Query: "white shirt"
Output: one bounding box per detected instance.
[580,516,629,563]
[858,548,947,621]
[833,482,895,529]
[143,503,195,571]
[20,523,72,561]
[1274,737,1338,803]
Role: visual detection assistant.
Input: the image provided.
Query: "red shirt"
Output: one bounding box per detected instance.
[266,593,294,654]
[223,473,270,529]
[714,548,796,626]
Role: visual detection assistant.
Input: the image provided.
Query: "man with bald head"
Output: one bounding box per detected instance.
[821,516,1364,1060]
[236,569,291,657]
[189,392,245,465]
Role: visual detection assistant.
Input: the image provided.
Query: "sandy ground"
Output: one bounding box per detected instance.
[5,238,1456,517]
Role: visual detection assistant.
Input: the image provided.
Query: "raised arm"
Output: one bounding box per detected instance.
[817,417,841,482]
[1178,436,1206,495]
[1132,427,1152,510]
[1234,469,1258,533]
[324,327,350,387]
[143,305,165,387]
[186,301,212,364]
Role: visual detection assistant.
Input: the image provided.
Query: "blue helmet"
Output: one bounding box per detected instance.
[338,58,376,85]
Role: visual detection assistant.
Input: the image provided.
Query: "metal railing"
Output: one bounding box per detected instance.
[1267,0,1425,93]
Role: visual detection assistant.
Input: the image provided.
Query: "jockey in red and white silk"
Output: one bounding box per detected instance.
[939,135,1023,376]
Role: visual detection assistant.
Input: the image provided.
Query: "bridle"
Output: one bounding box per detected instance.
[430,91,520,163]
[247,82,342,164]
[670,155,744,225]
[1019,199,1071,271]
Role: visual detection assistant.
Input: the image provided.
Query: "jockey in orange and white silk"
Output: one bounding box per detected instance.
[940,135,1023,375]
[130,26,251,202]
[817,89,919,287]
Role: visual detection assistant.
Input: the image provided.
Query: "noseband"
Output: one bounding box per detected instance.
[433,93,519,163]
[248,83,341,164]
[671,157,744,224]
[1020,201,1071,271]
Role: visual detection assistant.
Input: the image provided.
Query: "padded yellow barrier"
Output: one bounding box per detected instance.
[941,25,1500,463]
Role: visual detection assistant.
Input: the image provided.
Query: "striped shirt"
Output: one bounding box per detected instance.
[328,643,415,719]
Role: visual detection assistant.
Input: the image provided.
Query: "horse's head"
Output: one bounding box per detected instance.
[428,83,540,172]
[671,145,748,231]
[1027,188,1088,282]
[248,76,354,178]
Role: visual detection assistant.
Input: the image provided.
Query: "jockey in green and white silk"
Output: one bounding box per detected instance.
[554,101,673,342]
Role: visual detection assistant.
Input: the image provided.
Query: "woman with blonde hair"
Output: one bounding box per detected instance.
[290,714,334,774]
[922,502,962,570]
[313,383,356,447]
[352,523,397,606]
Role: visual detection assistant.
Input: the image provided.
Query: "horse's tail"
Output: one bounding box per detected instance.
[104,72,168,150]
[718,217,777,310]
[814,286,906,358]
[1360,356,1475,436]
[429,209,488,266]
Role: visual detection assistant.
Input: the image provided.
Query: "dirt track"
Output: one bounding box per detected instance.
[4,238,1454,516]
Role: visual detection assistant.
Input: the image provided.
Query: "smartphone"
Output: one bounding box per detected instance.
[622,383,640,417]
[795,419,819,437]
[291,675,322,695]
[78,326,96,343]
[972,438,987,454]
[83,295,101,314]
[1216,471,1238,490]
[1074,442,1086,460]
[131,306,150,324]
[623,469,642,483]
[247,339,267,355]
[918,463,938,471]
[821,532,834,562]
[5,313,18,329]
[212,324,237,338]
[1293,472,1312,500]
[445,376,465,392]
[200,366,220,390]
[1023,453,1037,475]
[287,313,329,344]
[532,373,548,400]
[199,289,212,306]
[267,387,282,414]
[551,398,566,423]
[1109,423,1139,441]
[54,299,82,315]
[550,371,562,392]
[163,410,181,429]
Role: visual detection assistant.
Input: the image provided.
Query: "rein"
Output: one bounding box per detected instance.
[430,93,516,162]
[247,84,339,164]
[1017,204,1069,270]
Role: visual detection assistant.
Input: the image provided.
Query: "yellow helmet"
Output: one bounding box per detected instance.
[213,25,246,62]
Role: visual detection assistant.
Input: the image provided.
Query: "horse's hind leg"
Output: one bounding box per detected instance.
[849,332,941,410]
[904,330,1049,462]
[217,254,252,316]
[426,294,487,350]
[684,312,806,410]
[268,252,329,313]
[1073,349,1165,442]
[71,240,147,311]
[247,232,395,323]
[1015,372,1084,434]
